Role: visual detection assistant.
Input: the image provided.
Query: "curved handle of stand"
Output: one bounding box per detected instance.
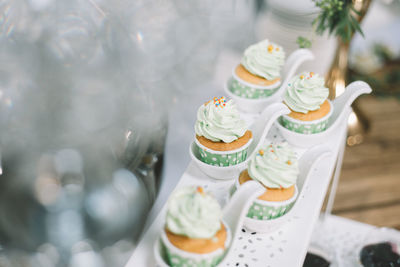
[273,49,315,100]
[280,145,332,224]
[220,180,265,265]
[331,80,372,129]
[296,145,333,190]
[333,80,372,112]
[247,102,290,158]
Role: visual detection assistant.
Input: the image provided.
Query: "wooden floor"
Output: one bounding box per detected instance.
[324,95,400,230]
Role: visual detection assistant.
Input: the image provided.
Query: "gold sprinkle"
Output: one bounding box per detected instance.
[196,186,204,195]
[259,149,264,156]
[268,45,273,53]
[275,47,279,51]
[310,72,314,77]
[300,75,305,80]
[287,160,292,165]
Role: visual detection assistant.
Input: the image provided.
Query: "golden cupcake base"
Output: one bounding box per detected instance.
[239,169,295,202]
[165,223,227,254]
[196,130,253,152]
[235,64,280,87]
[287,100,331,121]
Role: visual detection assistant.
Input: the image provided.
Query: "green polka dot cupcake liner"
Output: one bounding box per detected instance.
[227,77,279,99]
[160,223,231,267]
[246,194,297,220]
[231,179,298,221]
[194,138,252,167]
[279,101,333,134]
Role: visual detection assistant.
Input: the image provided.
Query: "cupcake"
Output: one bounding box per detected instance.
[194,97,252,166]
[231,142,299,220]
[228,39,285,99]
[161,186,231,267]
[280,72,333,134]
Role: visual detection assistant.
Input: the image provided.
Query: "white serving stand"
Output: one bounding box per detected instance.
[127,108,351,267]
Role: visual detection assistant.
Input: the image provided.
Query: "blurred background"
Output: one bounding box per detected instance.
[0,0,399,266]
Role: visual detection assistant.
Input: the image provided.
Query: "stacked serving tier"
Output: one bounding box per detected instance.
[127,108,349,266]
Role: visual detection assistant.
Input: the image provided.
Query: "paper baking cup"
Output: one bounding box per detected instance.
[194,137,252,167]
[279,100,333,134]
[227,67,281,99]
[228,77,280,99]
[231,178,298,220]
[160,222,231,267]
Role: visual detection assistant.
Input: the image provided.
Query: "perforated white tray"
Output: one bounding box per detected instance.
[127,115,348,267]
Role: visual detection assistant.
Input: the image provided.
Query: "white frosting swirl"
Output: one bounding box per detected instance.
[283,72,329,114]
[195,97,247,143]
[166,186,222,239]
[241,39,285,80]
[248,143,299,189]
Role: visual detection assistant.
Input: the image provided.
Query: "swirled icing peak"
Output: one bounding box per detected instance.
[195,97,247,143]
[283,72,329,114]
[166,186,222,239]
[241,39,285,80]
[248,143,299,189]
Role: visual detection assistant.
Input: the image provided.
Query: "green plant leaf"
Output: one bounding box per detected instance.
[350,5,362,16]
[350,15,364,37]
[311,0,365,42]
[296,36,312,48]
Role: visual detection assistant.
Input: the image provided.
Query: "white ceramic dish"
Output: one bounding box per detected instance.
[159,221,231,266]
[243,144,332,233]
[190,103,290,180]
[224,48,314,113]
[154,181,265,267]
[279,100,333,134]
[276,81,372,148]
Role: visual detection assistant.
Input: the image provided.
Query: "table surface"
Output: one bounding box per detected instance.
[327,96,400,230]
[310,214,400,266]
